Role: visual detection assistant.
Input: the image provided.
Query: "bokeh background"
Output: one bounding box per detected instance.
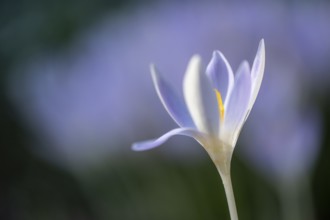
[1,0,330,219]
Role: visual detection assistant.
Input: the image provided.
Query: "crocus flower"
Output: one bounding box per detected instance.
[132,39,265,167]
[132,40,265,220]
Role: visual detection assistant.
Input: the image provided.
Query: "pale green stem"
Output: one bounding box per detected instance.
[221,172,239,220]
[206,139,238,220]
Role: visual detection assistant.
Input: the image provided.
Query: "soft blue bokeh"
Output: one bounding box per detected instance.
[3,1,330,219]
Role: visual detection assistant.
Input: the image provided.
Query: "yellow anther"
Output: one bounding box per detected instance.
[214,89,225,121]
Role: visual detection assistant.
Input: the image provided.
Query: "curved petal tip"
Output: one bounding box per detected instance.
[132,140,159,151]
[150,63,158,81]
[132,128,202,151]
[260,38,265,46]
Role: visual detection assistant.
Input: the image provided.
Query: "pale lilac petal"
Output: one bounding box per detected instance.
[183,55,219,134]
[206,51,234,106]
[249,39,266,110]
[151,65,194,127]
[223,61,252,145]
[131,127,203,151]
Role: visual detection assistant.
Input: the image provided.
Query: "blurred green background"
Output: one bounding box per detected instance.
[1,0,330,219]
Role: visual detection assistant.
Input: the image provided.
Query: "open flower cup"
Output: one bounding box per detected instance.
[132,39,265,220]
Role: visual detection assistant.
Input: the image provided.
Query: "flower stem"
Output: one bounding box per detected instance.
[221,173,239,220]
[207,140,238,220]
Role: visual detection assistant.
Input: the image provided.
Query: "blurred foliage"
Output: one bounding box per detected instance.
[78,151,278,220]
[0,0,137,78]
[0,95,95,219]
[0,1,132,219]
[313,101,330,220]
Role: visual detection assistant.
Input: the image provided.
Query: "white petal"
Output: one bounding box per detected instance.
[131,127,204,151]
[249,39,265,110]
[150,65,194,128]
[223,61,252,146]
[183,55,219,134]
[206,51,234,107]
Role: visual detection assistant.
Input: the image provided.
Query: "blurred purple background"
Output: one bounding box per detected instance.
[1,0,330,219]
